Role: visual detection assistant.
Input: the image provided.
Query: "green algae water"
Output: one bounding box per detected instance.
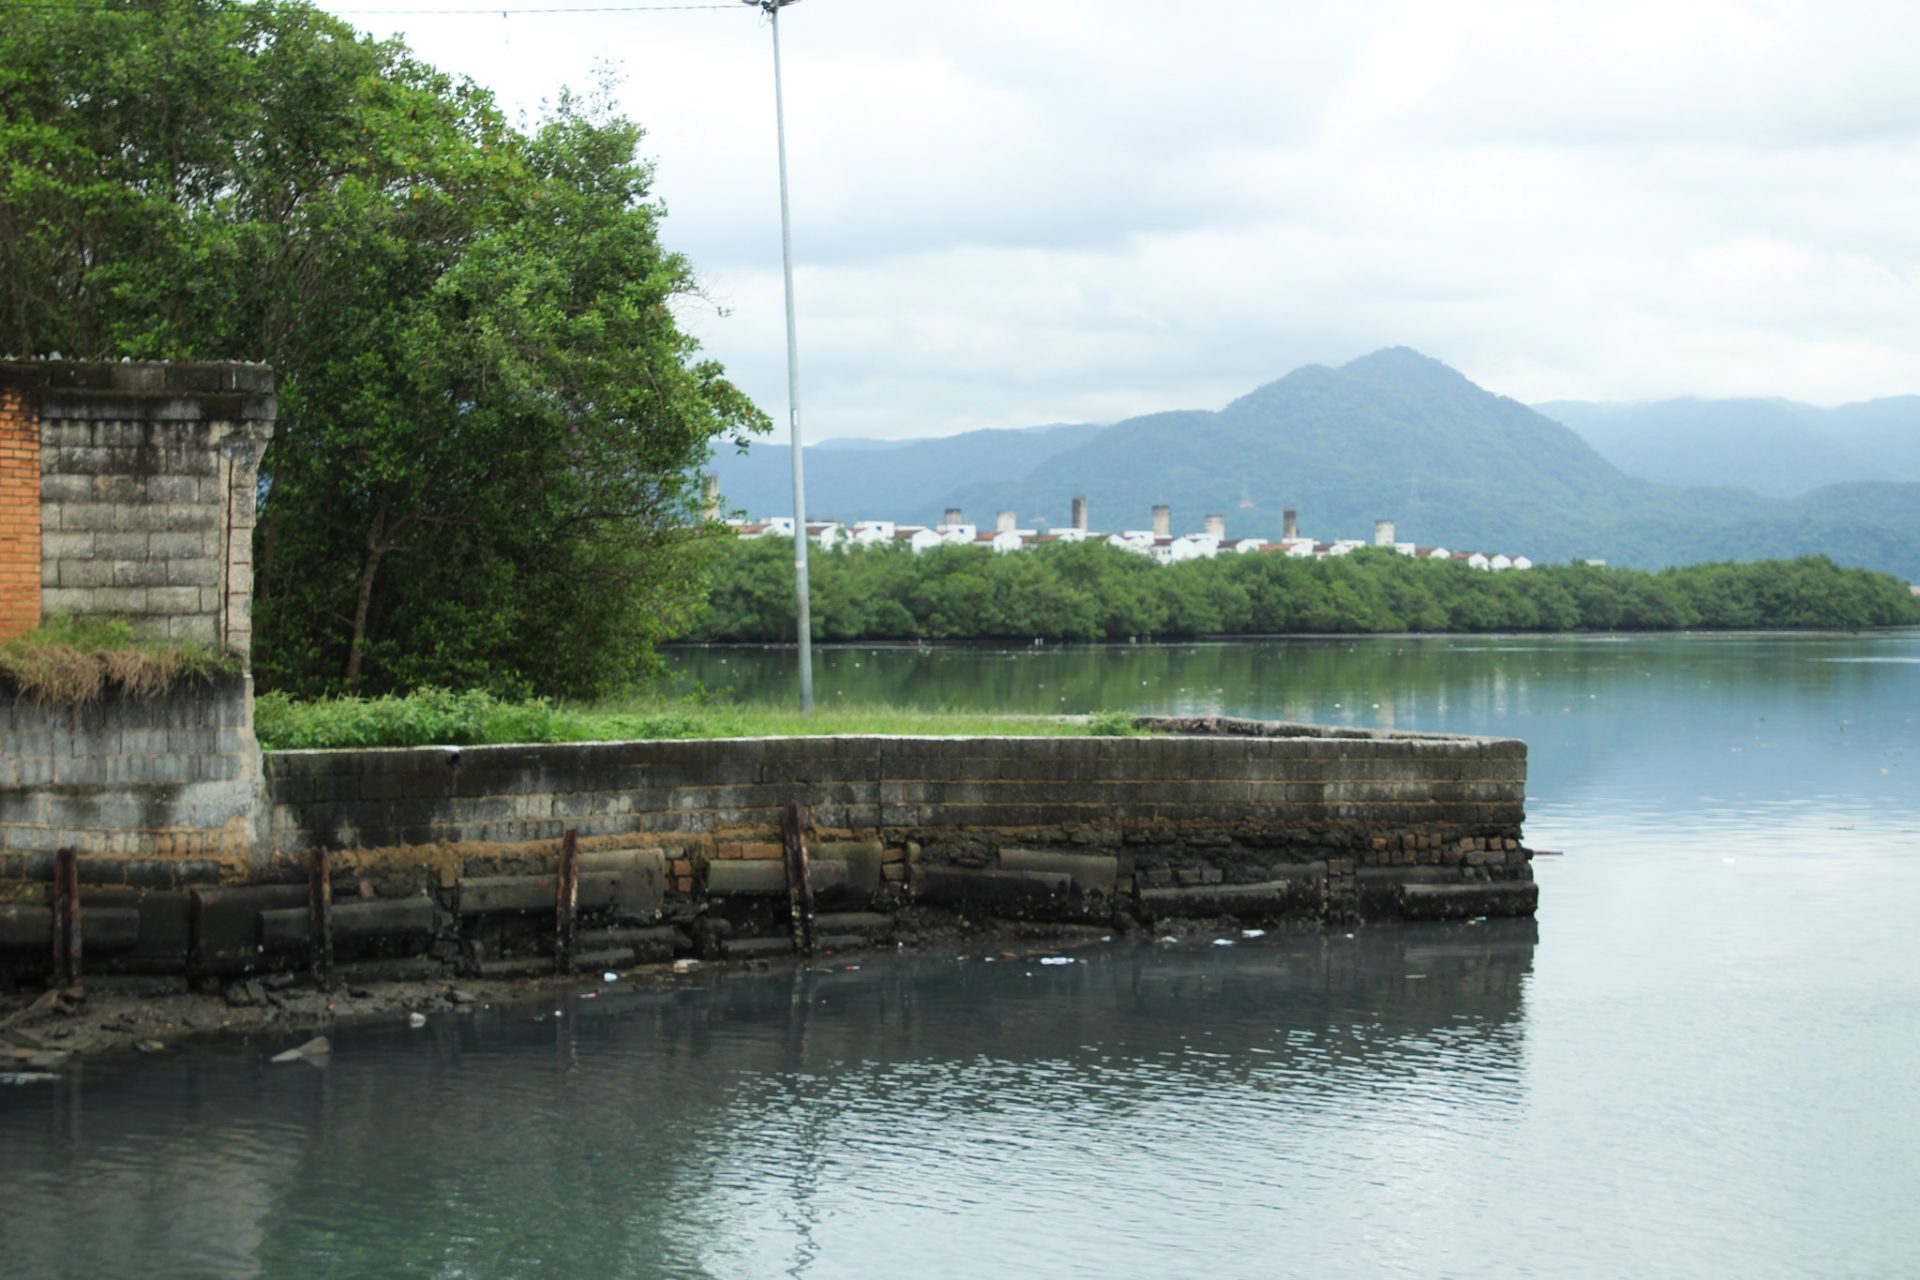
[4,632,1917,1278]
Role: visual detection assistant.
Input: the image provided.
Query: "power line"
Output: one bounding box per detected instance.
[4,2,746,13]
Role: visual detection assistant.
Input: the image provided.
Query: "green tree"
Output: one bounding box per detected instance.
[0,1,763,695]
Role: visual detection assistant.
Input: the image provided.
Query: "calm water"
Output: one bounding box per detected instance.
[4,632,1917,1278]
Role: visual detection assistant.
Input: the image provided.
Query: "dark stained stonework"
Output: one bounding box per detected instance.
[0,717,1532,985]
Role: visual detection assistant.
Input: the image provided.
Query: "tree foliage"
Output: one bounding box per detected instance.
[1,0,764,696]
[687,540,1920,642]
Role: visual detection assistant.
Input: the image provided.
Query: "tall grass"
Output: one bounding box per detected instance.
[254,688,1108,750]
[0,615,236,705]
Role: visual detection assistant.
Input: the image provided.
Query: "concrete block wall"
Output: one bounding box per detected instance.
[264,731,1526,856]
[0,674,267,889]
[0,722,1532,980]
[263,725,1534,928]
[0,360,274,657]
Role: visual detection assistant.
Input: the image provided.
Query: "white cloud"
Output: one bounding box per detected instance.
[322,0,1920,434]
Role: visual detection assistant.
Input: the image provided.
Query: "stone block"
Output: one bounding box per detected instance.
[1138,878,1324,920]
[0,904,52,950]
[144,474,199,502]
[56,556,117,587]
[258,897,434,951]
[913,865,1074,916]
[165,614,217,642]
[164,557,222,588]
[191,884,308,975]
[455,870,625,916]
[705,859,787,895]
[574,925,676,964]
[812,911,893,938]
[1396,881,1538,921]
[1000,847,1116,895]
[577,847,666,921]
[39,528,93,556]
[81,907,142,951]
[147,529,215,559]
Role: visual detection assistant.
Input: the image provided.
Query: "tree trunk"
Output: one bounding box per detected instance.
[343,499,390,690]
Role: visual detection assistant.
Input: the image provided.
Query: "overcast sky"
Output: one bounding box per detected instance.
[320,0,1920,439]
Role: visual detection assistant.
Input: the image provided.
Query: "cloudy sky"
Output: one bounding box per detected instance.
[320,0,1919,439]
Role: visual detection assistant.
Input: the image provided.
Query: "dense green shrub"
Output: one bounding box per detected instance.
[683,540,1920,642]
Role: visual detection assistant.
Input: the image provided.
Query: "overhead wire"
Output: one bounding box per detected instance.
[2,2,749,13]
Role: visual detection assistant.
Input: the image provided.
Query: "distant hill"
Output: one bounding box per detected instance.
[707,422,1104,524]
[708,350,1920,580]
[1535,395,1920,497]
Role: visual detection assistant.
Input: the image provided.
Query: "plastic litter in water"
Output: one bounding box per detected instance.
[1241,928,1266,939]
[1212,939,1235,948]
[407,1012,427,1028]
[672,959,700,974]
[1157,936,1179,944]
[1039,956,1074,966]
[602,971,619,982]
[270,1036,331,1064]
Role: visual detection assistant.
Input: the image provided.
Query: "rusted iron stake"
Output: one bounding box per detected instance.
[782,803,816,955]
[51,847,80,987]
[308,846,334,990]
[554,828,580,974]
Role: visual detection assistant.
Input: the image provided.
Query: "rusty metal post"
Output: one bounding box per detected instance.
[781,803,816,955]
[554,828,579,974]
[51,847,80,987]
[308,846,333,990]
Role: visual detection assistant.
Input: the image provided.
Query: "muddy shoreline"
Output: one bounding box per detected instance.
[0,911,1168,1077]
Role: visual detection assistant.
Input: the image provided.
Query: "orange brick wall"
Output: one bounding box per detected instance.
[0,381,41,640]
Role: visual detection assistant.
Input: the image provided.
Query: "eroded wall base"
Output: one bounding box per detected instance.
[0,722,1533,986]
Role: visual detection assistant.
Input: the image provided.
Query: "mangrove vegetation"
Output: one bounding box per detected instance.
[686,538,1920,643]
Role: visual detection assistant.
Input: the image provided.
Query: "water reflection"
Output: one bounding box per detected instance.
[7,633,1919,1278]
[0,925,1534,1279]
[670,631,1917,816]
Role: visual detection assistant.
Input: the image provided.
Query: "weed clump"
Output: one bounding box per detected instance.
[254,689,1110,750]
[0,616,235,705]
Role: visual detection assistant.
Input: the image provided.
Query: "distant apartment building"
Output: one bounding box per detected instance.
[726,500,1535,570]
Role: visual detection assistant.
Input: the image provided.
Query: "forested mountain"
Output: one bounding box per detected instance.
[706,422,1103,523]
[709,350,1920,579]
[1536,395,1920,497]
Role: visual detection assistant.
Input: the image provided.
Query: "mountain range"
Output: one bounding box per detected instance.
[705,349,1920,580]
[1534,396,1920,497]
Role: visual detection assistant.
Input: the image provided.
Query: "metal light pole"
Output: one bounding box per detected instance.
[750,0,813,714]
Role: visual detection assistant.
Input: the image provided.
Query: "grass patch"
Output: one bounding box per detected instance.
[0,615,236,706]
[255,687,1115,750]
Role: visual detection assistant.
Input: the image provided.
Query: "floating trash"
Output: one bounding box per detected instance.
[0,1072,59,1086]
[1212,939,1235,948]
[602,971,619,983]
[1241,928,1266,939]
[270,1036,331,1064]
[1157,936,1179,944]
[671,959,700,974]
[1038,957,1074,966]
[407,1012,427,1028]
